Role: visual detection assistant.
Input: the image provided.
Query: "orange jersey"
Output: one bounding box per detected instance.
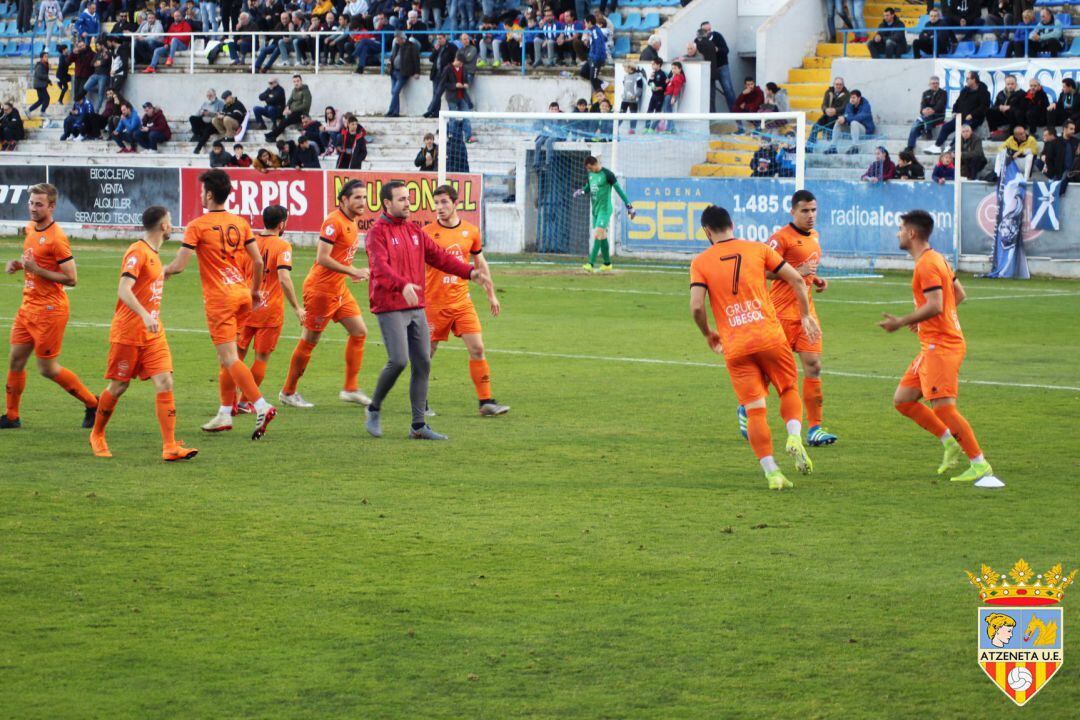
[182,210,256,300]
[912,249,964,350]
[767,223,820,321]
[422,219,481,308]
[240,234,293,327]
[20,220,72,312]
[305,209,360,297]
[690,239,788,360]
[110,240,165,346]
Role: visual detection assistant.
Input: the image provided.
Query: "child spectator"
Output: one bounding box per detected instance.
[253,148,282,172]
[209,140,235,167]
[414,132,438,171]
[337,116,367,169]
[660,61,685,133]
[894,148,925,180]
[645,58,667,133]
[621,63,645,134]
[231,143,253,167]
[933,150,956,184]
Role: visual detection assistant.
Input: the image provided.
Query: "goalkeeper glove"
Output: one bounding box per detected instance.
[573,189,585,198]
[626,204,636,219]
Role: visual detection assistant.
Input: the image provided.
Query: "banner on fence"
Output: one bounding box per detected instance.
[986,158,1030,279]
[621,177,955,256]
[51,167,181,227]
[0,166,49,222]
[179,168,324,232]
[935,59,1080,105]
[323,171,483,233]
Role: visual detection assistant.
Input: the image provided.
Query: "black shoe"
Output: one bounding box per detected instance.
[82,405,97,429]
[264,133,275,142]
[193,142,205,153]
[823,147,838,155]
[846,146,860,155]
[0,415,21,429]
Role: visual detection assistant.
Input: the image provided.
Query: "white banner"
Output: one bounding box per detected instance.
[934,58,1080,104]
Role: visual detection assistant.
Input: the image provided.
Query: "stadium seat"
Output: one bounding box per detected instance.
[974,40,999,57]
[622,13,642,30]
[609,13,624,29]
[640,12,661,31]
[613,34,630,57]
[947,41,976,58]
[1066,36,1080,55]
[1057,13,1073,26]
[913,14,930,32]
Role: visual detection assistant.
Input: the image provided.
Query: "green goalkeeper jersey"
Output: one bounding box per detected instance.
[583,168,629,226]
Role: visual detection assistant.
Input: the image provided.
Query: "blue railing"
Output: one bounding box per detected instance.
[838,23,1079,58]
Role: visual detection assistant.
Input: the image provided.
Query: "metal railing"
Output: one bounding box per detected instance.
[839,23,1076,57]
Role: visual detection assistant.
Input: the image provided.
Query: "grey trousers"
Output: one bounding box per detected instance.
[371,308,432,426]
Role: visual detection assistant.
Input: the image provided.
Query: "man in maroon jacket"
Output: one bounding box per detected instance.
[363,180,491,440]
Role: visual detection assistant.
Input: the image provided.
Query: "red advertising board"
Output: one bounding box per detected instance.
[180,168,325,232]
[323,171,483,233]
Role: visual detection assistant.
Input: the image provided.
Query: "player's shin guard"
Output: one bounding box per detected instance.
[51,367,97,408]
[344,335,366,392]
[227,360,263,404]
[469,358,492,401]
[779,387,802,425]
[156,391,177,447]
[218,365,235,406]
[932,404,983,460]
[746,407,773,459]
[598,239,611,265]
[241,359,267,403]
[896,401,949,438]
[282,339,316,395]
[5,369,26,420]
[92,389,118,435]
[803,377,823,427]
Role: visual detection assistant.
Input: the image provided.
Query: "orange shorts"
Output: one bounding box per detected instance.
[303,289,361,333]
[899,346,965,401]
[238,325,283,355]
[724,343,799,406]
[105,334,173,382]
[426,302,482,342]
[10,307,68,359]
[781,316,823,354]
[205,293,253,346]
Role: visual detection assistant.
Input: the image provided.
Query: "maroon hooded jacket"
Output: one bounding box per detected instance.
[365,212,474,314]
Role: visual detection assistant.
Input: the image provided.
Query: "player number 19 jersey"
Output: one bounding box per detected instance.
[182,211,256,299]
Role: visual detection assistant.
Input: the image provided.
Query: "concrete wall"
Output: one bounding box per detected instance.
[756,0,826,87]
[122,71,595,119]
[655,0,748,109]
[614,59,712,115]
[830,58,936,125]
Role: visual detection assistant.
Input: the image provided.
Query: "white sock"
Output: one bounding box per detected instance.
[253,397,270,413]
[760,456,779,473]
[939,430,953,445]
[785,420,801,436]
[218,405,232,417]
[972,454,985,464]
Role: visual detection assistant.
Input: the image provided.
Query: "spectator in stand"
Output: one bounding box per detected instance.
[190,89,224,153]
[298,114,323,150]
[762,82,789,114]
[1029,8,1064,57]
[639,34,662,64]
[320,106,342,156]
[255,12,292,72]
[337,115,368,168]
[83,42,111,112]
[111,101,140,152]
[658,61,685,133]
[71,40,94,105]
[446,0,473,31]
[581,15,607,93]
[293,136,321,168]
[959,123,987,180]
[74,3,100,42]
[415,132,438,171]
[869,8,908,59]
[645,57,667,133]
[98,88,127,134]
[440,55,474,142]
[565,10,589,63]
[534,9,559,67]
[105,36,129,97]
[231,144,253,167]
[477,17,503,67]
[267,75,312,140]
[212,90,247,140]
[209,140,235,167]
[689,29,718,113]
[1024,77,1050,134]
[423,33,457,118]
[457,33,479,84]
[749,138,777,177]
[352,16,387,75]
[0,103,24,151]
[421,0,445,30]
[906,75,947,149]
[27,52,51,125]
[254,147,282,172]
[1036,126,1067,181]
[700,22,735,112]
[1006,9,1037,57]
[946,0,983,40]
[502,17,524,67]
[928,71,990,154]
[134,10,164,66]
[37,0,63,50]
[275,139,296,167]
[253,78,286,130]
[912,8,955,58]
[1048,79,1079,130]
[386,31,420,117]
[825,89,874,155]
[732,77,764,134]
[621,62,645,134]
[810,77,849,148]
[862,146,896,182]
[933,150,956,183]
[895,148,926,180]
[533,101,563,171]
[145,11,192,72]
[60,94,92,141]
[137,102,171,153]
[987,75,1027,139]
[56,44,72,104]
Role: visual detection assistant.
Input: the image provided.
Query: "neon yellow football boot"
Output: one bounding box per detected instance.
[937,436,964,475]
[951,460,993,483]
[786,434,814,475]
[766,469,793,490]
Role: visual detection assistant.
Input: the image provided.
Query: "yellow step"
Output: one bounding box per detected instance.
[783,83,827,99]
[803,56,834,69]
[806,109,823,124]
[817,42,870,57]
[788,68,831,84]
[712,165,753,178]
[24,117,43,130]
[790,96,822,110]
[709,138,758,151]
[691,164,719,177]
[24,86,64,105]
[707,150,754,165]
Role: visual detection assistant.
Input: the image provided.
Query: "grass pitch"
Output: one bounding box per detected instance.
[1,238,1079,718]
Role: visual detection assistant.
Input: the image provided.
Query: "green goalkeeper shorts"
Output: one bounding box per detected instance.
[591,211,612,230]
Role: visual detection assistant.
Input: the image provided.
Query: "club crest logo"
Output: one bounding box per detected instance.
[968,559,1076,706]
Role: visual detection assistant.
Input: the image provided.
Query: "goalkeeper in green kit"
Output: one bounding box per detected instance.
[573,156,636,272]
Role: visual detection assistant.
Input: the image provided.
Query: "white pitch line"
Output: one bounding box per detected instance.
[2,317,1076,394]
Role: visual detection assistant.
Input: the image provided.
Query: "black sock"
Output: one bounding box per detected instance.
[368,404,380,412]
[411,422,425,430]
[478,398,492,406]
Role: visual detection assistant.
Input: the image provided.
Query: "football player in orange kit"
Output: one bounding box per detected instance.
[163,169,277,440]
[278,179,371,409]
[89,206,197,461]
[690,205,821,490]
[879,209,997,487]
[422,184,508,416]
[2,182,98,430]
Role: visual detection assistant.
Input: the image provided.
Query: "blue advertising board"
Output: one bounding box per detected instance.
[622,178,955,257]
